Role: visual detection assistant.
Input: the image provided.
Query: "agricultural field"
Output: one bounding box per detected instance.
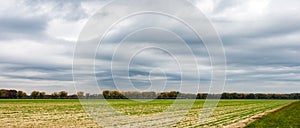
[0,99,98,127]
[0,99,297,127]
[246,101,300,128]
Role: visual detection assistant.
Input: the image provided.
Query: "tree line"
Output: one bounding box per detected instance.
[1,89,299,99]
[0,89,77,99]
[101,90,300,99]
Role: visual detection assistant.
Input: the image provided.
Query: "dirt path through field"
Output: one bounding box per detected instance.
[224,101,295,128]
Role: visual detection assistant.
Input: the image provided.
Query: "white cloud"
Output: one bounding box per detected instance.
[0,0,299,94]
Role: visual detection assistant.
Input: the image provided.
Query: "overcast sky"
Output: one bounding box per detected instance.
[0,0,299,94]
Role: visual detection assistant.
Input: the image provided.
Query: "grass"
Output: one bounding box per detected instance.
[246,101,300,128]
[0,99,297,127]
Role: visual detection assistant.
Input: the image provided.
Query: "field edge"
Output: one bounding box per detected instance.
[224,100,297,128]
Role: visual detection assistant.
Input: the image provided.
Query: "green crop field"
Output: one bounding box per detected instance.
[246,101,300,128]
[0,99,297,127]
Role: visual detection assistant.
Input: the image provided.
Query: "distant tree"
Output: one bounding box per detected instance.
[0,90,5,98]
[76,91,84,98]
[0,89,17,98]
[277,94,288,99]
[7,90,18,99]
[168,91,179,99]
[256,93,267,99]
[231,93,238,99]
[157,91,180,99]
[130,91,142,99]
[142,92,156,99]
[58,91,68,99]
[271,94,279,99]
[51,92,59,99]
[246,93,256,99]
[221,93,230,99]
[68,94,78,99]
[31,91,40,99]
[236,93,245,99]
[17,91,27,99]
[196,93,208,99]
[38,92,46,99]
[289,93,300,99]
[85,93,90,99]
[110,91,122,99]
[1,89,300,99]
[158,92,168,99]
[103,90,110,99]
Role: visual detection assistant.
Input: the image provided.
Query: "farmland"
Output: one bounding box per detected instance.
[0,99,98,127]
[246,101,300,128]
[0,99,297,127]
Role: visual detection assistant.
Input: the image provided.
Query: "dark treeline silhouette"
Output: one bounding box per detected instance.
[0,89,78,99]
[0,89,299,99]
[101,90,300,99]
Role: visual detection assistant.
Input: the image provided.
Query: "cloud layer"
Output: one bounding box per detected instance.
[0,0,299,94]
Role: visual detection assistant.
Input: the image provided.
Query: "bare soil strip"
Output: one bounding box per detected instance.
[224,101,295,128]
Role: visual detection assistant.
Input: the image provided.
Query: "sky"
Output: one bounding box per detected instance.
[0,0,299,94]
